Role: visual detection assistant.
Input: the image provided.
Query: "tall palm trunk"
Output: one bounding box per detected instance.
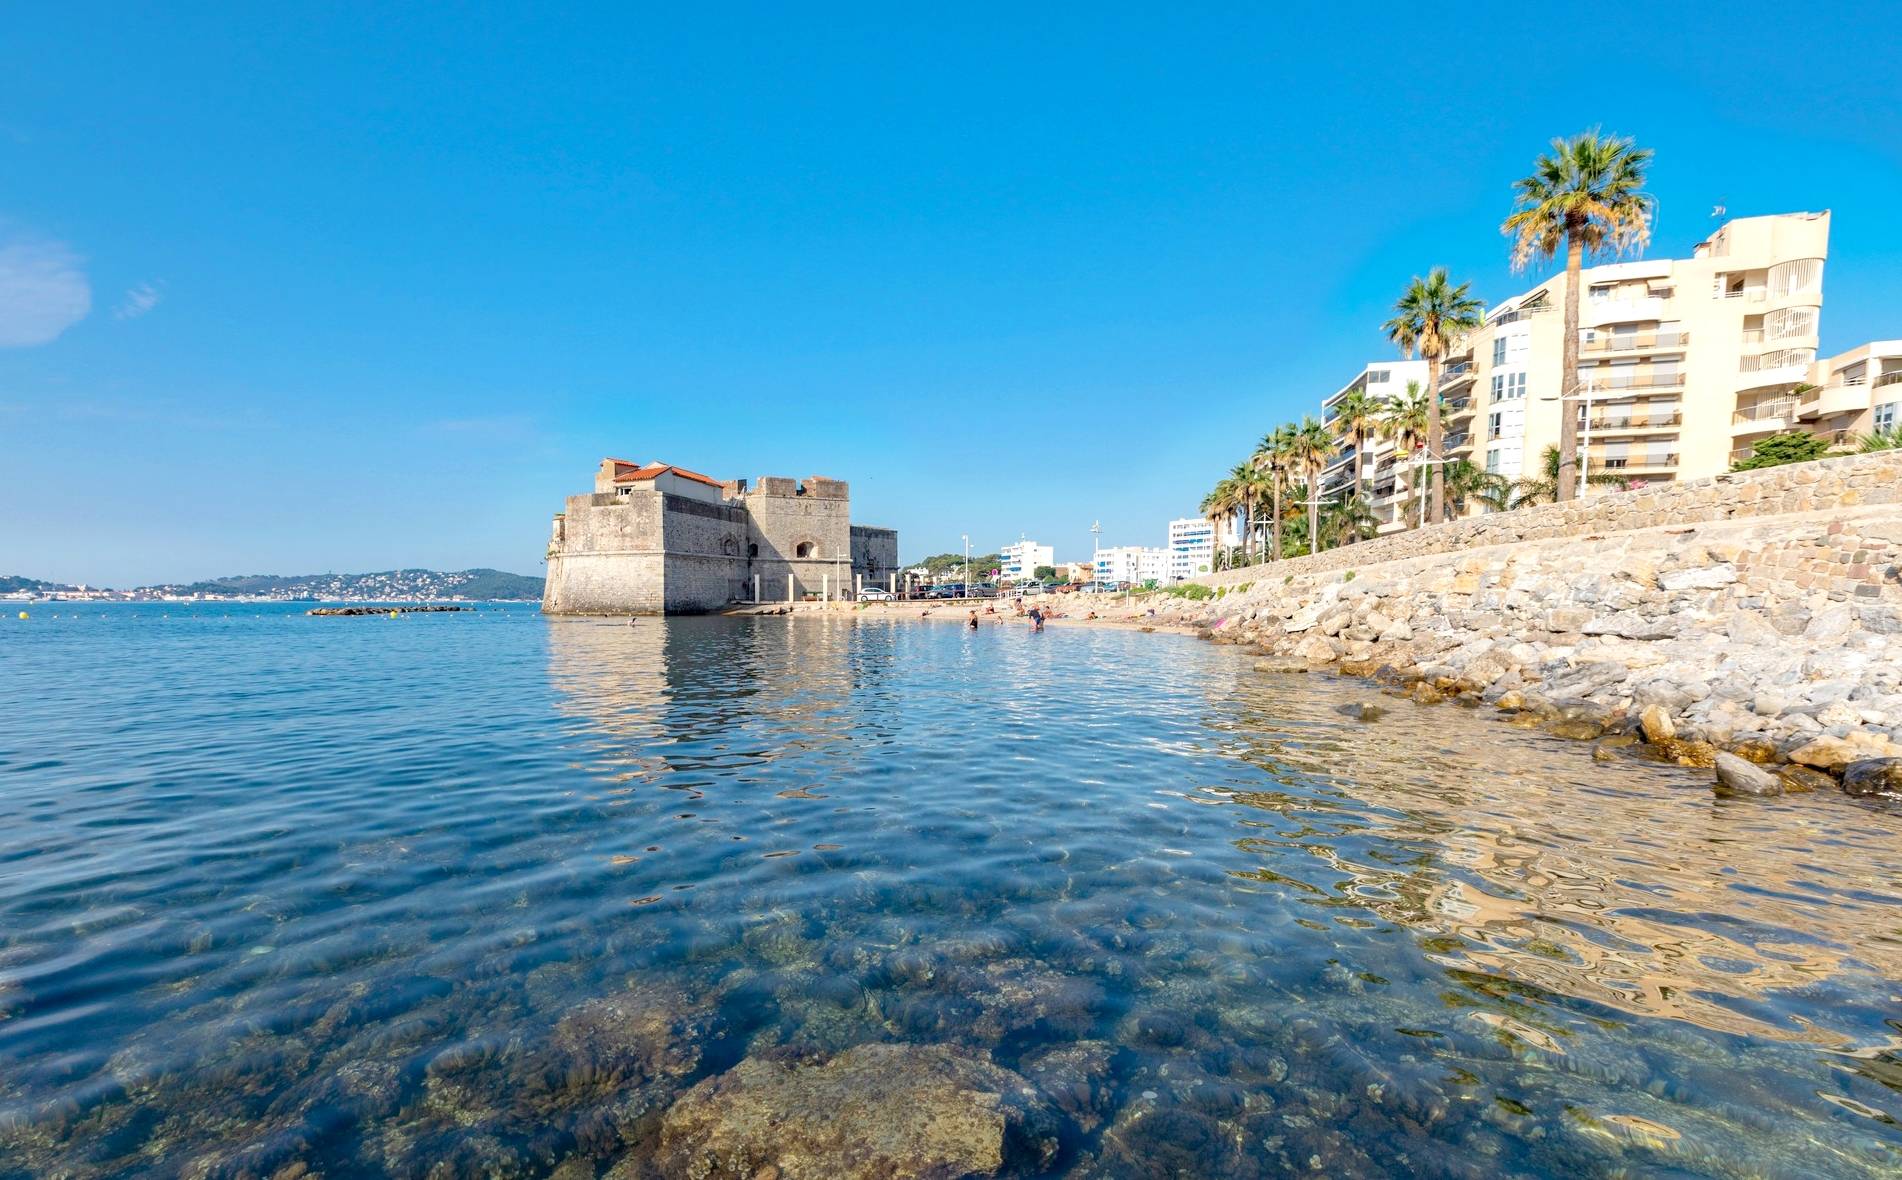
[1556,233,1583,502]
[1349,429,1364,545]
[1425,356,1444,524]
[1270,472,1283,561]
[1308,464,1322,556]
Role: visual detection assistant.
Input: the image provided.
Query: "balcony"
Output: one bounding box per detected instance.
[1877,371,1902,389]
[1583,371,1686,391]
[1588,410,1682,433]
[1731,399,1798,435]
[1597,453,1678,473]
[1796,381,1875,420]
[1579,330,1688,355]
[1439,362,1475,388]
[1442,396,1474,417]
[1443,432,1472,451]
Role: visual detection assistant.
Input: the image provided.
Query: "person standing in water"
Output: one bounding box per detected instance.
[967,610,979,630]
[1028,605,1044,632]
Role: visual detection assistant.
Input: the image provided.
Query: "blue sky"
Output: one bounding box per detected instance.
[3,4,1899,584]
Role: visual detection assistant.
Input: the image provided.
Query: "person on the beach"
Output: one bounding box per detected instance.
[1028,606,1044,632]
[967,610,979,630]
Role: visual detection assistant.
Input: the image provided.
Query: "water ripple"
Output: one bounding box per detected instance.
[1,605,1900,1177]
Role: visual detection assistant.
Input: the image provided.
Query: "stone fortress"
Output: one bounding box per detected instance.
[542,458,899,615]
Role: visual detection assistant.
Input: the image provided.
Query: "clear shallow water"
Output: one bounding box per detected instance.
[2,605,1900,1178]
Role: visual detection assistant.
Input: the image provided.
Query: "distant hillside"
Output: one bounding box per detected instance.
[162,568,545,600]
[4,568,544,601]
[0,575,76,594]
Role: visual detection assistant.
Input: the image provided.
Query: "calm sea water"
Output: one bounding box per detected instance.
[2,604,1900,1178]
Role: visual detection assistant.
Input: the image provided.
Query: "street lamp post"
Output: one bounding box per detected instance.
[1539,377,1602,497]
[961,534,969,599]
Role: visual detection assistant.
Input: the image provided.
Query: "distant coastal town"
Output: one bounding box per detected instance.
[0,568,544,605]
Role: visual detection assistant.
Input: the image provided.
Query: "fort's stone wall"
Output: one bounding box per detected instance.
[1199,450,1902,589]
[852,526,899,585]
[543,469,899,614]
[744,482,854,601]
[542,493,667,615]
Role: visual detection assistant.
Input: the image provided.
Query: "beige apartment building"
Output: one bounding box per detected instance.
[1320,359,1429,533]
[1444,210,1833,491]
[1790,339,1902,448]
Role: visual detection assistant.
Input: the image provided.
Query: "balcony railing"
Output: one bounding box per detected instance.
[1439,363,1475,387]
[1877,371,1902,388]
[1741,349,1812,372]
[1443,432,1472,450]
[1598,453,1679,470]
[1579,331,1688,354]
[1733,400,1797,424]
[1582,372,1685,390]
[1589,411,1683,431]
[1443,397,1473,414]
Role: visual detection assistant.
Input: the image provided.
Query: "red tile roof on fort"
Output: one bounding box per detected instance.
[610,462,726,489]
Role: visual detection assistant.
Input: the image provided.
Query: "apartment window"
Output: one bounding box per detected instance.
[1366,368,1390,384]
[1485,449,1501,473]
[1490,372,1526,400]
[1878,402,1898,432]
[1492,338,1507,366]
[616,486,632,496]
[1488,411,1503,439]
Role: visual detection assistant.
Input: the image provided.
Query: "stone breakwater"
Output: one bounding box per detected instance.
[1116,452,1902,800]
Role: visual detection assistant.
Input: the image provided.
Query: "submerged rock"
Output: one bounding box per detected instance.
[653,1043,1060,1179]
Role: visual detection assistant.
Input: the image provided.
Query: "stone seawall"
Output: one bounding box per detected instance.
[1200,450,1902,588]
[1126,452,1902,798]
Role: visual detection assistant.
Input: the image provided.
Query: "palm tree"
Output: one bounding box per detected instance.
[1226,462,1258,564]
[1252,425,1296,562]
[1383,270,1484,526]
[1331,388,1381,505]
[1502,129,1655,504]
[1287,416,1336,556]
[1510,445,1631,507]
[1442,458,1512,516]
[1321,494,1378,548]
[1380,381,1430,527]
[1199,481,1236,570]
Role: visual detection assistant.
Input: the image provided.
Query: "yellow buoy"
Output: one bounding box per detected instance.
[16,611,26,620]
[389,610,400,618]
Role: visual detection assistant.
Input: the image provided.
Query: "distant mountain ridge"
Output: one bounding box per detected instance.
[3,568,545,601]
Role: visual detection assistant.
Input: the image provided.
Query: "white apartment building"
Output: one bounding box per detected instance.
[1094,545,1169,585]
[1320,359,1430,533]
[1166,517,1218,579]
[998,538,1055,583]
[1448,210,1832,490]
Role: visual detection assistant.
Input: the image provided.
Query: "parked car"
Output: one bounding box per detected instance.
[928,583,965,599]
[857,587,895,602]
[1018,582,1046,596]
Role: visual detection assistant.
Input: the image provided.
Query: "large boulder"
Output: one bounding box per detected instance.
[1713,753,1782,798]
[653,1044,1060,1179]
[1842,759,1902,798]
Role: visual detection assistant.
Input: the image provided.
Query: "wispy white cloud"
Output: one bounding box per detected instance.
[0,229,91,347]
[115,280,164,320]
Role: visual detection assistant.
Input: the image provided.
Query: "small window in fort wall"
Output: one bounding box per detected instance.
[748,543,759,558]
[796,542,816,558]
